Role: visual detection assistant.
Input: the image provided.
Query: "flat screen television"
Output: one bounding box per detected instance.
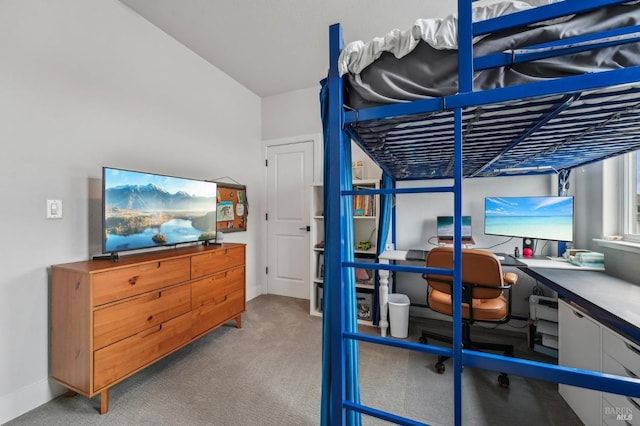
[102,167,217,255]
[484,196,574,242]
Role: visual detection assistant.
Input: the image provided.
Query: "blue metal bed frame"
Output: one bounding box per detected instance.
[323,1,640,425]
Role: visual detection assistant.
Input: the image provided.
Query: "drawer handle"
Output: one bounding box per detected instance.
[129,276,139,285]
[147,291,162,301]
[573,311,584,319]
[141,324,162,337]
[624,342,640,356]
[627,396,640,410]
[214,295,228,304]
[147,315,153,322]
[623,366,638,378]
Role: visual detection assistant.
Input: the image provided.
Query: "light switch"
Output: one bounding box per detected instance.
[46,199,63,219]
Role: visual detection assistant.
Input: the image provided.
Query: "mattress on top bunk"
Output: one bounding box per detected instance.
[340,1,640,109]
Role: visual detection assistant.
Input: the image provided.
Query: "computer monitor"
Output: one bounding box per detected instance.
[484,196,574,242]
[437,216,474,244]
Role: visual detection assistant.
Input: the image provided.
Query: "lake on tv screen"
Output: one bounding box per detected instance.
[485,216,572,241]
[104,217,215,252]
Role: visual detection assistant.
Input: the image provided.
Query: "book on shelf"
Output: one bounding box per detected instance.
[352,192,375,217]
[316,253,324,280]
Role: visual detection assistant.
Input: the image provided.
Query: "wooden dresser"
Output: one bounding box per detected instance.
[50,243,246,414]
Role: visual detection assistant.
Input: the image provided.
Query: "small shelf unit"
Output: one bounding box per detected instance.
[310,179,379,326]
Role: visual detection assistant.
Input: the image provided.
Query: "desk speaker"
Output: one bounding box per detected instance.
[523,238,535,257]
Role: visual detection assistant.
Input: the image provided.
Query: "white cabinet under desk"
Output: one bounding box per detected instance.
[522,267,640,426]
[558,300,602,426]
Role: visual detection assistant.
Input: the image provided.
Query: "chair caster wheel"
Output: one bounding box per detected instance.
[419,336,427,344]
[435,362,445,374]
[498,374,510,388]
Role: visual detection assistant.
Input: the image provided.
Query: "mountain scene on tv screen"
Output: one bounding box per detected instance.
[104,183,216,251]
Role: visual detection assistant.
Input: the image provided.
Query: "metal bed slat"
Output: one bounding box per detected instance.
[347,85,640,180]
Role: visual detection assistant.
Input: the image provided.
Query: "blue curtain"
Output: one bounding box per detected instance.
[319,79,361,426]
[376,172,394,256]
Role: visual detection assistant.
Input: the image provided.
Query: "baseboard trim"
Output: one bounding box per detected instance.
[0,378,65,424]
[246,284,262,301]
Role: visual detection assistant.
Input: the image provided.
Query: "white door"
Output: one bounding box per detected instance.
[266,141,314,299]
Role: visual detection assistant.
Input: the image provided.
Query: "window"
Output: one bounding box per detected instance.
[623,151,640,241]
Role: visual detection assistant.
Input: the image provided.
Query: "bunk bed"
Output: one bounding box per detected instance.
[320,1,640,425]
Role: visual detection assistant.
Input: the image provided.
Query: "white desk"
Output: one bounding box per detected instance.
[522,267,640,344]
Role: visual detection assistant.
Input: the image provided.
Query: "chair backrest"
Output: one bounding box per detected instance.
[426,247,504,299]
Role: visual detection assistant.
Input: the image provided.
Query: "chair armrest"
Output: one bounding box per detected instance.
[503,272,518,285]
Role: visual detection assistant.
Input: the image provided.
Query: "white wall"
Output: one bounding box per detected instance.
[262,85,381,181]
[0,0,264,422]
[262,86,322,141]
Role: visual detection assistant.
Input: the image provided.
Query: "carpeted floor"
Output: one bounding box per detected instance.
[6,295,582,425]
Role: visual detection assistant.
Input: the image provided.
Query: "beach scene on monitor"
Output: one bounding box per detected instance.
[103,168,217,252]
[484,197,573,242]
[437,216,472,237]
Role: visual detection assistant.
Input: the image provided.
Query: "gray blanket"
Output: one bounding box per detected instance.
[345,3,640,109]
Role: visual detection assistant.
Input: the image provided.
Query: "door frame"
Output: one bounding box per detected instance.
[263,133,323,295]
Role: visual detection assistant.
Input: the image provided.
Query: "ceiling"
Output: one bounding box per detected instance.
[118,0,458,98]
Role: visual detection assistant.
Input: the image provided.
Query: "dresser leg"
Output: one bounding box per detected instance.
[235,315,242,328]
[66,389,77,397]
[100,389,109,414]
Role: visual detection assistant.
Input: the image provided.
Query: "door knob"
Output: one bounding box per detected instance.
[299,226,311,231]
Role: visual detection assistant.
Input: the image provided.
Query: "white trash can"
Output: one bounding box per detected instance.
[388,293,410,338]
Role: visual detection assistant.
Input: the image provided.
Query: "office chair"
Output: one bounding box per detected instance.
[419,246,518,387]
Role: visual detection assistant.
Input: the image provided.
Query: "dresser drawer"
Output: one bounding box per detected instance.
[93,283,191,350]
[603,328,640,377]
[192,266,244,309]
[192,288,244,338]
[191,246,245,279]
[93,312,192,390]
[92,257,190,306]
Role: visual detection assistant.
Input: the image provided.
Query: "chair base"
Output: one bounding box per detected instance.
[420,324,514,388]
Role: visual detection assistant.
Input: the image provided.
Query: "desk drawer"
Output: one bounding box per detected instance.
[191,288,244,338]
[191,266,244,309]
[94,312,191,391]
[191,246,245,279]
[602,352,640,417]
[93,283,191,350]
[92,258,190,306]
[603,328,640,378]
